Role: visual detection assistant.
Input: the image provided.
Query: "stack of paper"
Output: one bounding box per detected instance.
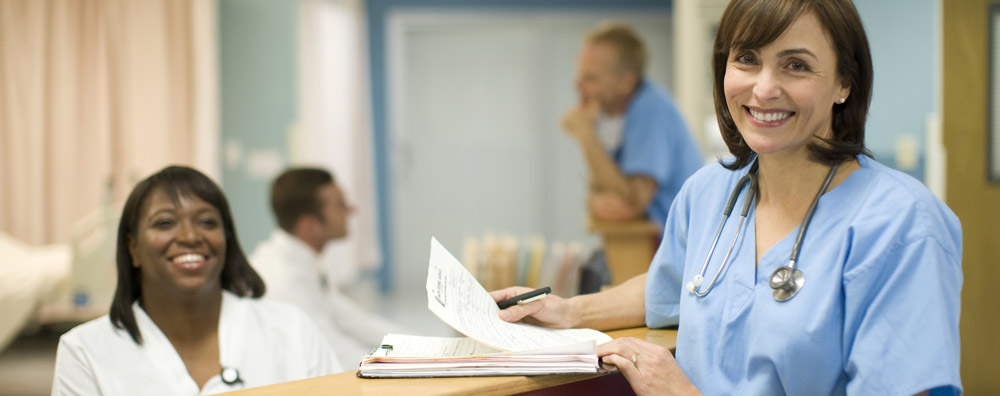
[358,334,600,377]
[357,237,612,378]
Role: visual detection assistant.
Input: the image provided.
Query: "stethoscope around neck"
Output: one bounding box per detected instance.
[685,159,840,301]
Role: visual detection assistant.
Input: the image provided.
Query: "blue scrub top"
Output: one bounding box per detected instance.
[646,155,963,395]
[617,80,703,227]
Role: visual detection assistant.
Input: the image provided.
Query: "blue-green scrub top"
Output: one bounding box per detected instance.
[646,155,963,395]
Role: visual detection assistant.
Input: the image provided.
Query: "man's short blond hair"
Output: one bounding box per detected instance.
[585,22,647,78]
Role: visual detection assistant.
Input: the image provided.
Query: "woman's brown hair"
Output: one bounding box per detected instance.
[712,0,874,169]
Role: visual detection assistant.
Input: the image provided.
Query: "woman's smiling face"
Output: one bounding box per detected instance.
[723,11,851,159]
[129,187,226,298]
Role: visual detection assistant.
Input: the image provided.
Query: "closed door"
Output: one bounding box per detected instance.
[943,1,1000,393]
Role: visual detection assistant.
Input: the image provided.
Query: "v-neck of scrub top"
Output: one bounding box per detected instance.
[133,291,246,395]
[720,168,858,323]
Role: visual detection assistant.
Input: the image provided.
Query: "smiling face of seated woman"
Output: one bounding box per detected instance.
[723,10,851,161]
[128,187,227,301]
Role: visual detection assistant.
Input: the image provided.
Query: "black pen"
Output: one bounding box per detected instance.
[497,287,551,309]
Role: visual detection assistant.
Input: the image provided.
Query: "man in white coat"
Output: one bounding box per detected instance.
[250,168,400,370]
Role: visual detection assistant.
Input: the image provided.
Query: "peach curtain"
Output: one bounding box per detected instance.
[0,0,217,245]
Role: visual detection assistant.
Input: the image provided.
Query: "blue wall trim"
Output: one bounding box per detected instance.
[365,0,672,292]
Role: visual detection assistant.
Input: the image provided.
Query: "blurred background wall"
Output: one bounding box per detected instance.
[0,0,945,310]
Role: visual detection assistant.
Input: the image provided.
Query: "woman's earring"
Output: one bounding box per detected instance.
[838,98,846,104]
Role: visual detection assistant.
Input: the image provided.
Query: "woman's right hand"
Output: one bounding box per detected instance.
[489,286,577,329]
[598,337,702,396]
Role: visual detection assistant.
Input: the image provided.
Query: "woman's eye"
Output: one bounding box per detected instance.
[787,60,810,72]
[735,53,756,64]
[199,217,221,228]
[152,219,174,228]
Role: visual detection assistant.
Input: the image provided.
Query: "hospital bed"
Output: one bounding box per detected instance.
[0,205,119,352]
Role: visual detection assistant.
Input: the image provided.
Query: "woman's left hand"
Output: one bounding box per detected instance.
[597,337,701,396]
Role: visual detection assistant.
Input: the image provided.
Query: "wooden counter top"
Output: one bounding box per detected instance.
[220,326,676,396]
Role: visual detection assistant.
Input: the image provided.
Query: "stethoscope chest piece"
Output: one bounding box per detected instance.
[769,265,805,302]
[221,367,242,385]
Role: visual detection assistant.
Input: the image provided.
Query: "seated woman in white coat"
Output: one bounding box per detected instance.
[52,166,341,396]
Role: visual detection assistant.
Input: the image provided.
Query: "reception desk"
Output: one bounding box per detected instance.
[588,218,661,285]
[220,327,676,396]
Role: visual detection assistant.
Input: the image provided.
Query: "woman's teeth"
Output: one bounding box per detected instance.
[172,253,204,264]
[749,108,791,122]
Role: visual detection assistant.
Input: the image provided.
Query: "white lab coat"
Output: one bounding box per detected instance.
[52,291,341,396]
[250,230,401,369]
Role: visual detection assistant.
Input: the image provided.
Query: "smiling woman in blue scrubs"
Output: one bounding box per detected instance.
[492,0,963,394]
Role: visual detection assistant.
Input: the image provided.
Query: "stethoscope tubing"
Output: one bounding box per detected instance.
[787,162,840,267]
[688,160,838,301]
[691,166,758,297]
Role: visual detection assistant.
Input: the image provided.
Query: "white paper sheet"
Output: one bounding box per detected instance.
[426,237,611,352]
